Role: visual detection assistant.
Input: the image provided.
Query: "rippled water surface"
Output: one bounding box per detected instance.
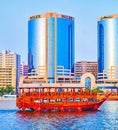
[0,101,118,130]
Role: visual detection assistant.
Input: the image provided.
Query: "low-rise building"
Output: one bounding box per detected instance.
[74,61,98,78]
[20,62,28,76]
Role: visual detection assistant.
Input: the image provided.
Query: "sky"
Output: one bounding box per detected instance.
[0,0,118,63]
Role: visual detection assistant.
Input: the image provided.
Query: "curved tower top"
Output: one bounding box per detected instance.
[97,14,118,21]
[29,12,74,21]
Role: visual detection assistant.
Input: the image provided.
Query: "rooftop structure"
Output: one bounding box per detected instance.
[97,14,118,21]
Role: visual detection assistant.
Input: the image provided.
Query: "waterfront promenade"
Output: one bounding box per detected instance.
[0,98,17,110]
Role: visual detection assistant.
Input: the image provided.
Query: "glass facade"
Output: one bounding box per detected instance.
[28,18,46,72]
[56,18,74,72]
[98,17,118,73]
[28,13,74,82]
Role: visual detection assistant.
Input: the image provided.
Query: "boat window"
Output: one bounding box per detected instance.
[88,98,94,102]
[35,88,39,92]
[75,88,80,92]
[50,99,54,102]
[64,88,67,92]
[24,89,29,93]
[42,98,48,103]
[30,88,35,92]
[44,88,48,92]
[41,88,44,92]
[57,88,61,92]
[62,88,65,92]
[56,98,62,102]
[34,99,39,103]
[82,98,87,102]
[68,88,72,92]
[78,89,81,92]
[20,89,23,94]
[69,98,74,102]
[50,88,55,92]
[76,98,80,102]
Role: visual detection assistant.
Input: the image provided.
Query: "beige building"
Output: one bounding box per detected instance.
[0,67,16,87]
[74,61,98,78]
[0,50,20,92]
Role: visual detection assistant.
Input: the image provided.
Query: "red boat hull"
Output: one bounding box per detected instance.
[16,92,110,112]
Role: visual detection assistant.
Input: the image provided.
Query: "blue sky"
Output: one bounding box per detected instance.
[0,0,118,63]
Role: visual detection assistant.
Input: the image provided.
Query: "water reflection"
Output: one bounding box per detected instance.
[16,111,99,130]
[0,101,118,130]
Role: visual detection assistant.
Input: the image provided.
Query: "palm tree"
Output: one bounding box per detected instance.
[5,85,14,94]
[0,87,5,96]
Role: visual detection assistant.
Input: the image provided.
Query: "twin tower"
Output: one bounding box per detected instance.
[98,14,118,73]
[28,12,74,83]
[28,12,118,82]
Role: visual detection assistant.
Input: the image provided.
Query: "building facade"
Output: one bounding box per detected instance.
[20,62,28,76]
[28,12,74,83]
[0,50,20,92]
[74,61,98,78]
[97,14,118,73]
[96,66,118,91]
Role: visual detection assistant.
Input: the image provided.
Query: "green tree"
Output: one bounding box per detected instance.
[0,87,5,96]
[91,87,103,93]
[5,85,14,94]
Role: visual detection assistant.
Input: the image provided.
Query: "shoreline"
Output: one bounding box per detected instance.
[0,97,16,101]
[97,94,118,101]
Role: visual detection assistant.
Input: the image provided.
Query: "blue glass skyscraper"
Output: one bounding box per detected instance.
[28,12,74,83]
[97,14,118,73]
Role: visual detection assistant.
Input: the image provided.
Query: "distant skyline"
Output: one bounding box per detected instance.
[0,0,118,63]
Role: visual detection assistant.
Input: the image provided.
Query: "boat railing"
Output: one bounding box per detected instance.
[20,91,97,97]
